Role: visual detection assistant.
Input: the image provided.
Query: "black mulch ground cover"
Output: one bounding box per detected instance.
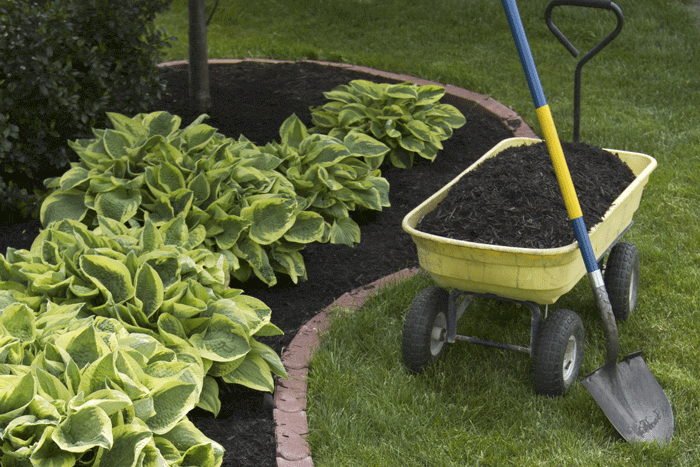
[152,61,513,466]
[0,60,631,466]
[418,141,636,248]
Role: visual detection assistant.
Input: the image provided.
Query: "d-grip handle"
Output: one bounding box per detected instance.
[545,0,623,59]
[544,0,623,142]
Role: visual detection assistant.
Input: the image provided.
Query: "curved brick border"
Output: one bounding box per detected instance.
[274,267,421,467]
[158,59,538,466]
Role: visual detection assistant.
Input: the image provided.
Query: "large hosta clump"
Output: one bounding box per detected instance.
[0,308,224,467]
[41,111,390,286]
[0,216,286,409]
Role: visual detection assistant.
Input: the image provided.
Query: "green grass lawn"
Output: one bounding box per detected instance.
[157,0,700,464]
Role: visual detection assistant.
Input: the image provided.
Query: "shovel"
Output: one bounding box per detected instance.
[500,0,673,443]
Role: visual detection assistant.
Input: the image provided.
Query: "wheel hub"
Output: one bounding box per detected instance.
[430,312,447,356]
[562,335,578,381]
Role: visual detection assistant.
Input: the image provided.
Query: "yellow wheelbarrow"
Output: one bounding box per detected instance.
[401,0,674,444]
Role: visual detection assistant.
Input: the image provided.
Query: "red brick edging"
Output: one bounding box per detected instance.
[273,267,422,467]
[158,59,538,466]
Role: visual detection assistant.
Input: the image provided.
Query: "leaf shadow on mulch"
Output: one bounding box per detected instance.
[0,61,516,467]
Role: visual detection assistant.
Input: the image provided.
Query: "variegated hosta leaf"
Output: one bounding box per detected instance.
[137,110,182,139]
[40,189,89,227]
[329,217,361,246]
[155,419,224,466]
[342,130,390,169]
[0,302,36,345]
[233,237,276,286]
[283,211,325,244]
[107,112,150,142]
[94,187,142,223]
[279,111,309,148]
[59,165,91,192]
[80,254,135,304]
[102,129,135,160]
[134,263,164,319]
[55,322,112,371]
[189,313,250,363]
[0,370,36,427]
[139,379,198,435]
[180,123,217,153]
[221,352,274,392]
[241,197,298,245]
[92,423,152,467]
[415,84,446,105]
[52,404,114,452]
[196,376,221,417]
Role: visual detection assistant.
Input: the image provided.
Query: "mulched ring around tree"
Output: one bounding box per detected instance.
[417,141,636,249]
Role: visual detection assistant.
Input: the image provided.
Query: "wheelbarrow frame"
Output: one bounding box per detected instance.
[443,222,629,359]
[401,137,656,396]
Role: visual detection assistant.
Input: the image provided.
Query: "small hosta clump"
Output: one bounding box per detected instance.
[260,114,391,246]
[310,79,466,168]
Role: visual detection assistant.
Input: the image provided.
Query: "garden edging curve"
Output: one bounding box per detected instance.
[158,58,538,467]
[274,267,421,467]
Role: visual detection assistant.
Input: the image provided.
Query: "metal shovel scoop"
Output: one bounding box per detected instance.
[501,0,673,443]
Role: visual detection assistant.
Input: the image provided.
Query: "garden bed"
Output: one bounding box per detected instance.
[0,60,524,467]
[154,60,517,467]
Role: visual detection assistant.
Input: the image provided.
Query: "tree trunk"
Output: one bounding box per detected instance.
[188,0,211,113]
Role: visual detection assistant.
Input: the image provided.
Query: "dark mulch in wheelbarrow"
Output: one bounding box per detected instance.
[0,60,631,467]
[417,141,636,248]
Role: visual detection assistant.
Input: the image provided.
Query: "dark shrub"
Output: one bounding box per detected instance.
[0,0,172,217]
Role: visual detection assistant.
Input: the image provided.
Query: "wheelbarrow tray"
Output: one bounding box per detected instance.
[402,137,657,305]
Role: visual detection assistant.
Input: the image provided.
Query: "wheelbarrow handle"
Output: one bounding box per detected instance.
[545,0,623,142]
[545,0,624,59]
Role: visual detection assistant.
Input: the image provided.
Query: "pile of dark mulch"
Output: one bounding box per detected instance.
[418,141,636,248]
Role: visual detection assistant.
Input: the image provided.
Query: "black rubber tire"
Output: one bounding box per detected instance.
[532,309,585,397]
[402,286,449,373]
[604,241,640,322]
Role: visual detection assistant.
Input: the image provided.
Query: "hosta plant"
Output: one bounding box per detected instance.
[0,308,224,467]
[40,111,390,286]
[0,216,287,410]
[260,114,390,245]
[310,79,467,168]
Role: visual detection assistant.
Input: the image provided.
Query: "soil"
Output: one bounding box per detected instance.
[0,60,538,466]
[417,141,636,248]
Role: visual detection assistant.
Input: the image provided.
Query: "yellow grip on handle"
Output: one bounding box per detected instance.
[535,105,583,220]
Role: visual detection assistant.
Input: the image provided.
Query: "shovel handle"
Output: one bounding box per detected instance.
[501,0,619,365]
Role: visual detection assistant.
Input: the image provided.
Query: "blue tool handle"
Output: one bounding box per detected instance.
[501,0,599,274]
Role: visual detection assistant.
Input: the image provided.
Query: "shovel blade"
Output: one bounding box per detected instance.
[582,351,673,444]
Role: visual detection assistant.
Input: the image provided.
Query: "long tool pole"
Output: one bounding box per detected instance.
[500,0,619,368]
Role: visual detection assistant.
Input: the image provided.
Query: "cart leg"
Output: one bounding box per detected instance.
[523,302,543,358]
[446,290,471,343]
